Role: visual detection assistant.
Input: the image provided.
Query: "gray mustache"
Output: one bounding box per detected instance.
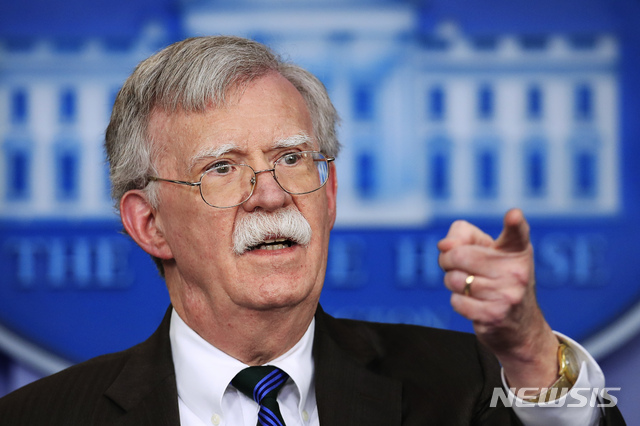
[232,209,312,254]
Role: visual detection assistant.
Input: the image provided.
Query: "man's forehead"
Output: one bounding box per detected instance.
[148,73,317,173]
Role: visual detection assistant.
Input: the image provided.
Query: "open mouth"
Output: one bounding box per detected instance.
[248,238,296,251]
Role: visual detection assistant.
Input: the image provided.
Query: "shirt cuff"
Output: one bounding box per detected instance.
[500,332,604,426]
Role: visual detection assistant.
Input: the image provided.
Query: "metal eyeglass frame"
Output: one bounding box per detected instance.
[148,150,335,209]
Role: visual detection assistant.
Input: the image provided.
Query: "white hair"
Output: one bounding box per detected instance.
[106,35,340,211]
[105,36,339,275]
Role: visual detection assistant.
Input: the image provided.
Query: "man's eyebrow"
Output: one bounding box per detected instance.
[187,142,240,174]
[272,133,313,149]
[186,134,312,174]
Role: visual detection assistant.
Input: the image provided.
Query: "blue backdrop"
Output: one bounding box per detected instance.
[1,0,640,421]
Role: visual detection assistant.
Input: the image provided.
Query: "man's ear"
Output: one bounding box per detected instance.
[325,162,338,229]
[120,190,173,260]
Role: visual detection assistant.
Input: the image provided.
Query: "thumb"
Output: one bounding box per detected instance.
[494,209,530,253]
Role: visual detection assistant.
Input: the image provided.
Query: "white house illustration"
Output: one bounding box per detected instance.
[0,1,620,226]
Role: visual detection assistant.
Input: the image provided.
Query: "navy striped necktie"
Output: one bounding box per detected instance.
[232,366,289,426]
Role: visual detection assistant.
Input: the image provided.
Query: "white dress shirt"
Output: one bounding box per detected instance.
[503,332,604,426]
[170,309,603,426]
[170,310,318,426]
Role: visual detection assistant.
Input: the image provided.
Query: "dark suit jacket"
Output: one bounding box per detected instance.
[0,306,626,425]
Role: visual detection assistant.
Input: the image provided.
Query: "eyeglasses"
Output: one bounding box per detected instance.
[149,151,335,208]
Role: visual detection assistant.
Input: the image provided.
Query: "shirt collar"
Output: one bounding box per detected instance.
[169,308,315,423]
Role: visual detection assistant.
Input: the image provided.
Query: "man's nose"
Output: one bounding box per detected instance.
[241,168,292,212]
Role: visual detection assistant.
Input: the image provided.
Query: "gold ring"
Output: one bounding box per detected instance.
[464,275,474,296]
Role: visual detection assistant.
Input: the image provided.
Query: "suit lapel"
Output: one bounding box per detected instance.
[313,307,402,426]
[97,306,406,426]
[103,307,181,426]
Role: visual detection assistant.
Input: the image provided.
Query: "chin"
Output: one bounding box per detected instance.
[244,282,317,312]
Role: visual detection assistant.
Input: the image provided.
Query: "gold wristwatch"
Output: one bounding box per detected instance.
[525,339,580,403]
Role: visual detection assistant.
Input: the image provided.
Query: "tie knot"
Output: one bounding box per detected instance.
[232,366,289,405]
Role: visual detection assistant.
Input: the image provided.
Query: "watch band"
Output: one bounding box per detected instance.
[524,340,580,403]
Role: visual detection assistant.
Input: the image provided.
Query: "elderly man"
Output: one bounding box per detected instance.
[0,36,625,425]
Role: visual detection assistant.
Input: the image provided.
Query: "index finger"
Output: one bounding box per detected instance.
[493,208,530,253]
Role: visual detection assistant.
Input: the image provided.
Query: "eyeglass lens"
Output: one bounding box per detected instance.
[199,151,329,208]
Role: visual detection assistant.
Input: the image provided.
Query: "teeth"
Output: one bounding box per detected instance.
[253,239,293,251]
[263,238,287,244]
[259,243,288,250]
